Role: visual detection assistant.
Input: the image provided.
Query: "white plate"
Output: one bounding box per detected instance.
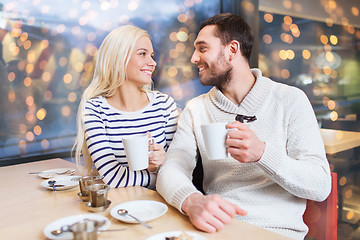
[39,168,76,179]
[40,175,80,191]
[43,213,110,240]
[146,231,208,240]
[110,200,168,223]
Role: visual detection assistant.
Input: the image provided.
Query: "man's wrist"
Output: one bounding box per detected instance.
[181,192,202,214]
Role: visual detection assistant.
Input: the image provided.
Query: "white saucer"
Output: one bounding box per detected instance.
[43,213,110,240]
[39,168,76,179]
[146,231,208,240]
[110,200,168,223]
[40,175,80,191]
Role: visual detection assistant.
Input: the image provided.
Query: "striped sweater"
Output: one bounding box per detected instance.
[84,91,178,189]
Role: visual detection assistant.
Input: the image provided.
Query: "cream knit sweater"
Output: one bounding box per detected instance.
[156,69,331,240]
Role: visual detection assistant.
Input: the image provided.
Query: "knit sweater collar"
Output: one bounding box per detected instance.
[209,68,272,115]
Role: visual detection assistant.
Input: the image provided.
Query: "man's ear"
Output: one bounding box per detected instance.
[228,40,240,61]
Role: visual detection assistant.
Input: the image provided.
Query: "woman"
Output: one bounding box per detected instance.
[74,25,178,189]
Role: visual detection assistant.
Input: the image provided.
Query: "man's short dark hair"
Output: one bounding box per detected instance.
[200,13,254,62]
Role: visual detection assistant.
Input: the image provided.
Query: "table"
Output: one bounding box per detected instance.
[320,128,360,155]
[0,158,290,240]
[320,128,360,224]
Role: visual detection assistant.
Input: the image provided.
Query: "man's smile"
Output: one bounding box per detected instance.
[198,65,206,74]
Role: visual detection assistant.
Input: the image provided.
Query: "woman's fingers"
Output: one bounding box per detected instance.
[149,144,166,166]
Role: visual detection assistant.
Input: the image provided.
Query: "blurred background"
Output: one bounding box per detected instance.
[0,0,360,238]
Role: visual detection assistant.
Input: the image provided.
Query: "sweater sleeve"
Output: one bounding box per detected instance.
[156,104,202,212]
[164,96,179,150]
[84,100,153,188]
[257,88,331,201]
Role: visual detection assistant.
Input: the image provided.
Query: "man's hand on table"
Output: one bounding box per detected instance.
[181,193,247,233]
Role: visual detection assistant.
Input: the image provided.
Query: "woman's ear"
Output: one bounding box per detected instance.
[228,40,240,61]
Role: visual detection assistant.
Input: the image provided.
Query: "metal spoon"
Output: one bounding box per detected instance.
[51,229,66,235]
[48,180,56,191]
[61,169,76,175]
[117,209,152,229]
[51,228,127,236]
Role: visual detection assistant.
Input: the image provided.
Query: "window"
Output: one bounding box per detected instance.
[258,0,360,230]
[0,0,216,164]
[259,11,360,122]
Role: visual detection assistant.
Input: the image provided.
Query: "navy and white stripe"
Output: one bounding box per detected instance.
[84,91,179,189]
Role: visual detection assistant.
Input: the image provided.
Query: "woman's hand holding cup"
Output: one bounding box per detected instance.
[148,143,166,172]
[146,132,166,173]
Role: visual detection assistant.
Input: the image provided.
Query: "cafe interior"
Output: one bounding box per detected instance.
[1,0,360,239]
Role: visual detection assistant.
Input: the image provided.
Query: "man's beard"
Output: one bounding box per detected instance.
[199,52,232,90]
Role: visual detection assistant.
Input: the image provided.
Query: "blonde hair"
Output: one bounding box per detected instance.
[73,25,149,174]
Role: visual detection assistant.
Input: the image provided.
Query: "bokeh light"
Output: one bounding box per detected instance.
[178,14,188,23]
[26,96,34,107]
[168,67,178,77]
[264,13,273,23]
[329,35,338,45]
[41,139,50,149]
[328,100,336,110]
[64,73,73,84]
[320,35,328,45]
[8,90,16,103]
[330,111,338,121]
[68,92,77,102]
[280,69,290,79]
[302,49,311,59]
[33,125,42,135]
[8,72,15,82]
[283,16,292,25]
[37,108,47,120]
[42,72,51,82]
[177,31,188,42]
[26,131,35,141]
[286,50,295,59]
[263,34,272,44]
[283,0,291,9]
[352,7,359,16]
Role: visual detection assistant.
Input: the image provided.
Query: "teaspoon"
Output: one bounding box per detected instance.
[48,180,56,191]
[117,209,152,229]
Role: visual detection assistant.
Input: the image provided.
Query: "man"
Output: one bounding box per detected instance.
[156,13,331,240]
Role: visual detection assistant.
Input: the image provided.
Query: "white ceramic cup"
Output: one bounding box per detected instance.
[122,134,154,171]
[201,122,232,160]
